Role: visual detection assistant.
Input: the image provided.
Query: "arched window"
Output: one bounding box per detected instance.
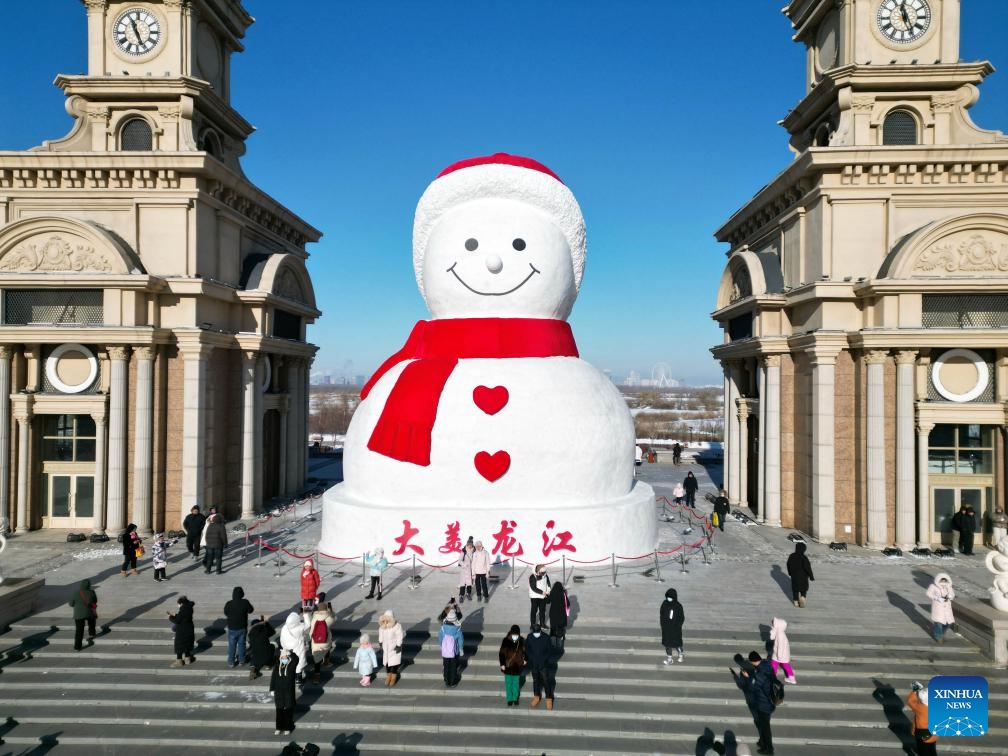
[882,110,917,145]
[199,129,221,158]
[120,118,153,150]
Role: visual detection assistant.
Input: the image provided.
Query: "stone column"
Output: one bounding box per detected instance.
[106,346,130,533]
[91,414,107,535]
[736,398,750,511]
[756,361,767,523]
[917,422,934,548]
[278,395,289,496]
[132,346,155,535]
[725,362,741,505]
[0,346,11,528]
[180,345,212,516]
[285,358,300,493]
[811,352,837,543]
[241,351,263,519]
[763,356,782,528]
[866,350,888,549]
[14,407,32,533]
[302,356,312,482]
[895,351,918,550]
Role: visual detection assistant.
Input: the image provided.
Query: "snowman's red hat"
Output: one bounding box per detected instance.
[413,153,586,295]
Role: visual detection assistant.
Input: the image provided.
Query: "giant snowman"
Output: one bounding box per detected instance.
[320,154,657,562]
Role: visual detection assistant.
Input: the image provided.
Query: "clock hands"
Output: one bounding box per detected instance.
[897,1,912,30]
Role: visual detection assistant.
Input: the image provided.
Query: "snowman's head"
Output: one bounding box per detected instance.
[414,154,585,320]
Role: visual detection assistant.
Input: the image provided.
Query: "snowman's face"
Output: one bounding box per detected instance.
[422,197,577,319]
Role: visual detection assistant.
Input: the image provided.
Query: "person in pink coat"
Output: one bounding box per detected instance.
[769,616,796,684]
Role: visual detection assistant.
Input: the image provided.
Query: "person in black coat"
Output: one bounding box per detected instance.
[248,615,276,680]
[269,648,299,735]
[182,506,206,560]
[169,596,196,667]
[202,514,228,574]
[525,624,556,709]
[683,472,699,508]
[785,542,814,608]
[68,579,98,651]
[547,582,569,651]
[738,651,776,754]
[659,587,685,664]
[960,506,978,555]
[712,488,730,532]
[120,523,141,577]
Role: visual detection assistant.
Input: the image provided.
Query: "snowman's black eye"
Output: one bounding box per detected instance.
[512,238,526,251]
[464,238,478,251]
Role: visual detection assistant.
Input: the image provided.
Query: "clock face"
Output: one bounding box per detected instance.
[876,0,932,44]
[113,7,162,56]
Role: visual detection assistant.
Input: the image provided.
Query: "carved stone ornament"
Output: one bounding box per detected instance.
[913,233,1008,274]
[851,95,875,113]
[0,234,114,273]
[275,267,305,303]
[729,267,752,303]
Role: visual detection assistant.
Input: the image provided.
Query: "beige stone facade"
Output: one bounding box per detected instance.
[0,1,320,535]
[712,0,1008,548]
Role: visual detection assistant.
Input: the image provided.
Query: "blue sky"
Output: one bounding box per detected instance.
[2,1,1007,385]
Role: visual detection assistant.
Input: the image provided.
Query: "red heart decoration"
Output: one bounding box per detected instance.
[473,385,509,415]
[474,450,510,482]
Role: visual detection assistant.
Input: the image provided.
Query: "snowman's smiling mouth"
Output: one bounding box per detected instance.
[446,262,540,296]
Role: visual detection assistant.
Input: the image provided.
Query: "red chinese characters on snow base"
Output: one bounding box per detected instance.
[392,518,577,559]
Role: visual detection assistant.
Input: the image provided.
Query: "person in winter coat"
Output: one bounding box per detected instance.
[499,623,526,706]
[182,505,206,560]
[151,532,168,582]
[471,540,491,601]
[248,615,276,680]
[960,506,978,555]
[353,633,378,686]
[279,611,308,684]
[300,559,321,610]
[202,513,228,574]
[660,587,685,664]
[438,610,464,687]
[525,623,555,710]
[169,595,196,667]
[121,523,141,577]
[906,683,939,756]
[223,586,254,667]
[713,489,730,532]
[785,542,814,607]
[548,581,569,651]
[365,547,388,599]
[269,648,298,736]
[377,609,405,687]
[769,617,796,684]
[68,578,98,651]
[528,564,551,630]
[926,573,956,643]
[683,471,699,508]
[457,542,475,601]
[739,651,776,755]
[307,596,334,682]
[672,482,686,506]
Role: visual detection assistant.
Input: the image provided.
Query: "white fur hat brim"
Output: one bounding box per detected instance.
[413,156,586,298]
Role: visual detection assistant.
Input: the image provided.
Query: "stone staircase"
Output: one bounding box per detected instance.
[1,612,1006,755]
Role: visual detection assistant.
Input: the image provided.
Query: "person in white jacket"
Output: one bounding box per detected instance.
[377,609,405,687]
[471,540,491,602]
[769,616,796,684]
[926,572,956,643]
[279,611,308,684]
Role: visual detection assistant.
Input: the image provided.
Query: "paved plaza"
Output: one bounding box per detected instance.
[0,457,1005,755]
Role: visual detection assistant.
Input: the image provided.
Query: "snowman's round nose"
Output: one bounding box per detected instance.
[485,254,503,274]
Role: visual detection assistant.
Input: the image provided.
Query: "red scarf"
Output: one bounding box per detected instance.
[361,318,579,466]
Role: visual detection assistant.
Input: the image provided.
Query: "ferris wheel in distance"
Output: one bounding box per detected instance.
[651,362,674,388]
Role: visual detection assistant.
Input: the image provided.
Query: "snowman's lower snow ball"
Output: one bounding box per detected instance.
[320,153,657,562]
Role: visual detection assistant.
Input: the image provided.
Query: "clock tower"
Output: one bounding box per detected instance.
[781,0,1000,152]
[38,0,255,170]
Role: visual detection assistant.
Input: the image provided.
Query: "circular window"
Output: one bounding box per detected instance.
[932,348,989,402]
[46,344,98,394]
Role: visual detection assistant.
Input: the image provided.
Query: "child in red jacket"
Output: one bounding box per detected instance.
[300,560,321,610]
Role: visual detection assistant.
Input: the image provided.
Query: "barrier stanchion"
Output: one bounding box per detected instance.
[562,555,567,585]
[652,550,664,583]
[359,553,367,588]
[679,550,689,574]
[608,553,619,588]
[243,530,248,559]
[256,537,263,568]
[274,549,283,579]
[508,559,518,590]
[408,554,419,590]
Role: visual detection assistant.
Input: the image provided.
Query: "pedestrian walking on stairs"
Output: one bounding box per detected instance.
[169,595,196,667]
[785,542,814,608]
[660,587,685,665]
